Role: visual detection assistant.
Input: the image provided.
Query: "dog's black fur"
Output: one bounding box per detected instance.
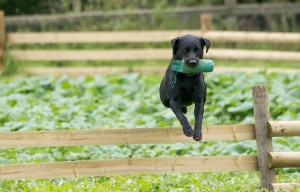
[159,34,211,141]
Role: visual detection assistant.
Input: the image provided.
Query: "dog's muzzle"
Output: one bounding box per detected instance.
[187,59,198,67]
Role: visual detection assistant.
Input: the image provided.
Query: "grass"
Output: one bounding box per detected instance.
[0,172,299,191]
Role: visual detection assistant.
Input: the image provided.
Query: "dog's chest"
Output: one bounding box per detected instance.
[175,85,195,106]
[177,84,197,95]
[175,77,201,104]
[176,74,201,92]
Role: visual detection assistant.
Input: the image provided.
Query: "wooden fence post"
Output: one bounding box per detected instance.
[0,11,5,68]
[225,0,237,30]
[73,0,82,13]
[200,14,212,33]
[252,85,276,190]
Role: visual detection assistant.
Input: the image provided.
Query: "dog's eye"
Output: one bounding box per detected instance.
[194,48,200,55]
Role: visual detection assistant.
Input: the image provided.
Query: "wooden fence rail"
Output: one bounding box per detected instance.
[0,156,258,180]
[0,85,299,191]
[267,121,300,137]
[6,31,300,44]
[268,152,300,168]
[23,66,300,77]
[271,183,300,191]
[8,49,300,62]
[0,124,255,148]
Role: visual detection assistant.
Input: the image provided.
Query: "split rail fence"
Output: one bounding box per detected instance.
[0,84,299,191]
[1,11,300,75]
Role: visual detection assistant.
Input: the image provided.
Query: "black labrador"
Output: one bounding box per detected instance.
[159,34,211,141]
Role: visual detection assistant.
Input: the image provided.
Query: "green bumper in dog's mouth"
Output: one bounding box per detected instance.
[171,59,214,73]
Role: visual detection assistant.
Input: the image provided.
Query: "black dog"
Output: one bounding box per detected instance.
[159,34,210,141]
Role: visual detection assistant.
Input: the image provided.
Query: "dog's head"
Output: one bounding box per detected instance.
[171,34,210,67]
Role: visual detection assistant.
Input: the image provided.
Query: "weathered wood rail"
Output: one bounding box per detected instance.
[6,30,300,44]
[0,124,255,148]
[7,49,300,62]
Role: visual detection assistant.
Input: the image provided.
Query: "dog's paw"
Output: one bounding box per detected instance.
[193,132,202,141]
[183,126,193,137]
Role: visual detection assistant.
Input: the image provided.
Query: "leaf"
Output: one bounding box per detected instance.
[227,102,252,113]
[7,99,18,107]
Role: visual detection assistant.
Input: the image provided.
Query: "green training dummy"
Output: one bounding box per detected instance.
[171,59,214,73]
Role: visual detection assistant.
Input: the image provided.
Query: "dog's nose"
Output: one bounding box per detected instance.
[189,59,197,66]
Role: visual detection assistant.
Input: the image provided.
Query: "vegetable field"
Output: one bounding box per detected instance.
[0,72,299,191]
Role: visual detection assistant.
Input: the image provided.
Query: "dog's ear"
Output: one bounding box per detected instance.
[171,37,181,54]
[200,38,211,53]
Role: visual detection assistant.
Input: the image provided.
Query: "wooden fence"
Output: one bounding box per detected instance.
[1,10,300,76]
[0,84,299,191]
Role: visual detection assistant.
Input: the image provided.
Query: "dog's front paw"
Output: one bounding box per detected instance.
[193,132,202,141]
[183,125,193,137]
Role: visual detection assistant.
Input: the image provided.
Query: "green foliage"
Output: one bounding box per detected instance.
[4,0,299,32]
[0,0,51,15]
[0,72,299,190]
[0,51,21,77]
[0,172,299,191]
[1,72,299,132]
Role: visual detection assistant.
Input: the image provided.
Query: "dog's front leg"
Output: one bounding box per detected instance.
[169,100,193,137]
[193,99,205,141]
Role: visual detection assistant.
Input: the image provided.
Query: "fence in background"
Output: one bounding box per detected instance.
[5,31,300,62]
[0,10,300,76]
[0,85,299,191]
